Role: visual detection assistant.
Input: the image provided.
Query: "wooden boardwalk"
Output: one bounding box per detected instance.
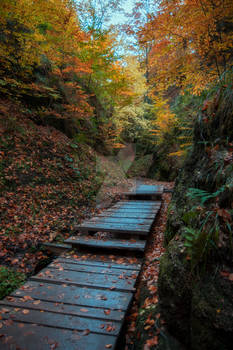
[123,184,164,200]
[0,186,163,350]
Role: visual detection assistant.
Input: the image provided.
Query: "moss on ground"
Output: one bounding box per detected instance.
[0,266,26,299]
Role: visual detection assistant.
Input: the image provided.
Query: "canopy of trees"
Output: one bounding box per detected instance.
[0,0,232,152]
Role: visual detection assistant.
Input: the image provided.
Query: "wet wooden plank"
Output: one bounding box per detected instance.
[88,216,153,225]
[123,185,164,196]
[111,204,161,212]
[50,260,140,276]
[77,222,150,235]
[114,199,161,204]
[42,243,72,254]
[0,298,124,322]
[115,205,161,210]
[30,267,137,292]
[0,305,121,336]
[56,257,142,271]
[65,236,146,253]
[99,211,155,219]
[0,322,117,350]
[112,201,161,208]
[11,281,133,311]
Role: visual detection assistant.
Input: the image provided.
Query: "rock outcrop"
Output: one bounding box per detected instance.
[158,88,233,349]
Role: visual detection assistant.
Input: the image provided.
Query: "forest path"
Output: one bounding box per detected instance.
[0,184,164,350]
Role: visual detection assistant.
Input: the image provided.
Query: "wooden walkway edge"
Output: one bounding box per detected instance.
[0,184,163,350]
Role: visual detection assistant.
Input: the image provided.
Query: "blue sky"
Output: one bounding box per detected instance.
[110,0,135,25]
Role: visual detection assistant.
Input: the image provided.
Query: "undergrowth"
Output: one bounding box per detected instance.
[0,266,25,299]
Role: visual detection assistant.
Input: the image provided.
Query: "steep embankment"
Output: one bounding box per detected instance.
[0,99,102,297]
[159,88,233,349]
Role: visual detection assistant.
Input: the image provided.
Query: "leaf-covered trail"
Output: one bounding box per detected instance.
[124,190,173,350]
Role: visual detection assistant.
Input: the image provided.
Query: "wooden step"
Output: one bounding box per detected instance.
[30,266,138,292]
[0,305,121,336]
[11,281,133,311]
[0,298,124,322]
[77,222,150,235]
[65,236,146,253]
[88,216,152,225]
[123,185,164,199]
[0,321,117,350]
[42,242,72,254]
[56,256,142,271]
[77,201,160,236]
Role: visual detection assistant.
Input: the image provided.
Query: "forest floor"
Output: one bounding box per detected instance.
[0,98,174,301]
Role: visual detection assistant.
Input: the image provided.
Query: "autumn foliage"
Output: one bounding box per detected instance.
[139,0,233,94]
[0,0,136,137]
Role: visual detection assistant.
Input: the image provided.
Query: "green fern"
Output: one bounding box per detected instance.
[187,186,225,205]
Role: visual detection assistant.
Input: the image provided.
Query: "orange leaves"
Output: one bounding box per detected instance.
[144,336,158,349]
[22,309,30,314]
[139,0,233,94]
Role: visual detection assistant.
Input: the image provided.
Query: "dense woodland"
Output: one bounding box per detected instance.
[0,1,233,349]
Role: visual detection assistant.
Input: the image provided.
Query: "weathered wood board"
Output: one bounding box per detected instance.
[50,259,140,276]
[0,305,121,335]
[0,297,124,321]
[65,236,146,253]
[30,266,138,292]
[56,257,142,271]
[10,281,133,311]
[77,200,161,235]
[0,322,117,350]
[123,184,164,198]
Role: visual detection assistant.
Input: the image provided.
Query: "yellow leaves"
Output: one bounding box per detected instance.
[141,0,233,94]
[150,96,176,142]
[168,150,184,157]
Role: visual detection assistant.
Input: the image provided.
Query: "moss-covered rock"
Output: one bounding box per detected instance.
[158,240,192,346]
[191,272,233,350]
[158,87,233,350]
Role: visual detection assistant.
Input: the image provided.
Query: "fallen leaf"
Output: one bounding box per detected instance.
[22,309,30,314]
[144,325,151,331]
[146,335,158,347]
[82,329,90,336]
[104,310,111,315]
[80,308,88,313]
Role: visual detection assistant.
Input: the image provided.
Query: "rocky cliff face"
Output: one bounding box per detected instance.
[158,87,233,349]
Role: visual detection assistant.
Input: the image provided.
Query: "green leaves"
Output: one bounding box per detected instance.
[183,227,199,249]
[187,186,225,205]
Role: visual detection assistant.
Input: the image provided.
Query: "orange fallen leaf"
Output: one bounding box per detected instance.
[80,308,89,313]
[82,329,90,336]
[22,309,30,314]
[144,325,151,331]
[146,335,158,347]
[104,310,111,315]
